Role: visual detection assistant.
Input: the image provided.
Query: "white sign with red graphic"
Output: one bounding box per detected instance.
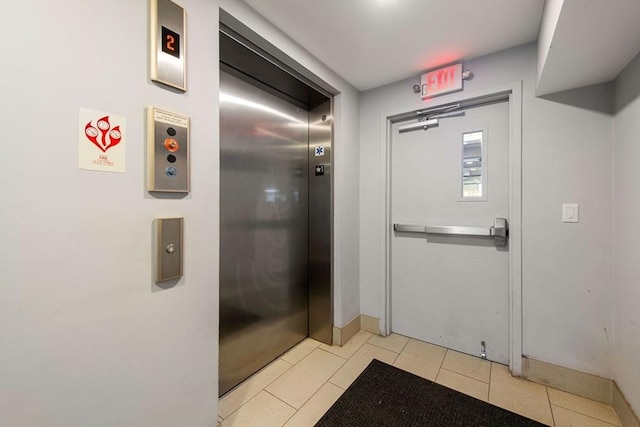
[78,108,126,172]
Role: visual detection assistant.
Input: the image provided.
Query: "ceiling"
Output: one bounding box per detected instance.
[243,0,640,94]
[243,0,545,91]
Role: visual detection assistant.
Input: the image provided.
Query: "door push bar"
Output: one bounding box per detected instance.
[393,217,508,247]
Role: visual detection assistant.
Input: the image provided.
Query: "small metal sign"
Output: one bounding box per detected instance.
[315,165,325,176]
[315,146,325,156]
[421,63,463,100]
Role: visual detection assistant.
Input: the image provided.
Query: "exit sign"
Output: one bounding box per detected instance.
[421,63,463,99]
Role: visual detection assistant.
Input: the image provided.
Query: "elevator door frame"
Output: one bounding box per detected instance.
[219,9,339,352]
[219,10,336,347]
[379,82,524,375]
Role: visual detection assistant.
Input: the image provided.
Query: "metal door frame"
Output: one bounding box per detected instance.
[219,9,337,348]
[379,82,523,375]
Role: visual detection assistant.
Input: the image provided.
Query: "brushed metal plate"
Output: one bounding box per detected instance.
[154,217,183,282]
[147,107,189,193]
[150,0,186,91]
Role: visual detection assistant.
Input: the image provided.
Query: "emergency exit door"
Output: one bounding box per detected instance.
[390,100,510,363]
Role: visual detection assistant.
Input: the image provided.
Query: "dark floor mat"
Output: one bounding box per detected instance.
[315,359,547,427]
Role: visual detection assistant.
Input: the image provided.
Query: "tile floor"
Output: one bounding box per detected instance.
[218,330,622,427]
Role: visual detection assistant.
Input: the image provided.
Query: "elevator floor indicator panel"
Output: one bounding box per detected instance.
[147,107,190,193]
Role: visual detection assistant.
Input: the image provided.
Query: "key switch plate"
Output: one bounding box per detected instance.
[154,217,183,282]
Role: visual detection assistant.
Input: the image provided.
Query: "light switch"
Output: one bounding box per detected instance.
[562,203,579,223]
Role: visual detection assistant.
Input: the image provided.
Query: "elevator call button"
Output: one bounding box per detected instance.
[147,107,189,193]
[164,138,179,152]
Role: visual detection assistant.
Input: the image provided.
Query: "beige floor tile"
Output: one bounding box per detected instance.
[283,382,344,427]
[329,343,399,389]
[552,405,620,427]
[367,333,410,353]
[441,349,491,383]
[219,359,293,418]
[266,348,346,409]
[280,338,322,365]
[319,330,372,359]
[548,388,621,425]
[221,391,295,427]
[436,368,489,402]
[392,338,446,381]
[489,363,554,426]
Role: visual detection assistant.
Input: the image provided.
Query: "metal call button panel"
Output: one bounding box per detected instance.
[154,217,183,282]
[150,0,186,91]
[147,107,189,193]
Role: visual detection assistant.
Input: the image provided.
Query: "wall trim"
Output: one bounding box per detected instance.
[613,381,640,427]
[378,82,524,375]
[332,315,361,346]
[524,357,640,426]
[361,315,380,335]
[332,327,341,347]
[523,356,612,404]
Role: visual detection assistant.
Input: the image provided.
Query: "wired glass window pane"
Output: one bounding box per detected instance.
[462,131,484,199]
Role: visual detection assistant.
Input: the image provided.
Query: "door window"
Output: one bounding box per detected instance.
[461,130,486,200]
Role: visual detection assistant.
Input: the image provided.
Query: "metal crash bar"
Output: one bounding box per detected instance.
[393,217,508,247]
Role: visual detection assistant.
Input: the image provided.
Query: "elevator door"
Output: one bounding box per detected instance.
[391,100,510,364]
[219,70,309,396]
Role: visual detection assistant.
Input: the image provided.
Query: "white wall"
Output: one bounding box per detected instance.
[360,43,615,378]
[333,90,362,326]
[0,1,220,425]
[613,53,640,416]
[0,1,359,425]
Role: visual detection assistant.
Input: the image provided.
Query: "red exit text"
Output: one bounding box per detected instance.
[421,63,463,99]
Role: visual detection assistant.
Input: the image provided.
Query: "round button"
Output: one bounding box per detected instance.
[166,166,177,177]
[164,138,179,152]
[166,127,176,136]
[166,243,176,254]
[167,154,177,163]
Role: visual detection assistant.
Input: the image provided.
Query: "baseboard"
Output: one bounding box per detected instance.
[522,357,640,426]
[360,315,379,335]
[332,327,341,347]
[523,357,612,404]
[332,315,361,346]
[613,381,640,427]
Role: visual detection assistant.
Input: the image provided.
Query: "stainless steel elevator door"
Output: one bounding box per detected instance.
[219,70,309,396]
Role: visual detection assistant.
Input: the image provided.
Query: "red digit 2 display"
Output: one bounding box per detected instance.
[161,26,180,58]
